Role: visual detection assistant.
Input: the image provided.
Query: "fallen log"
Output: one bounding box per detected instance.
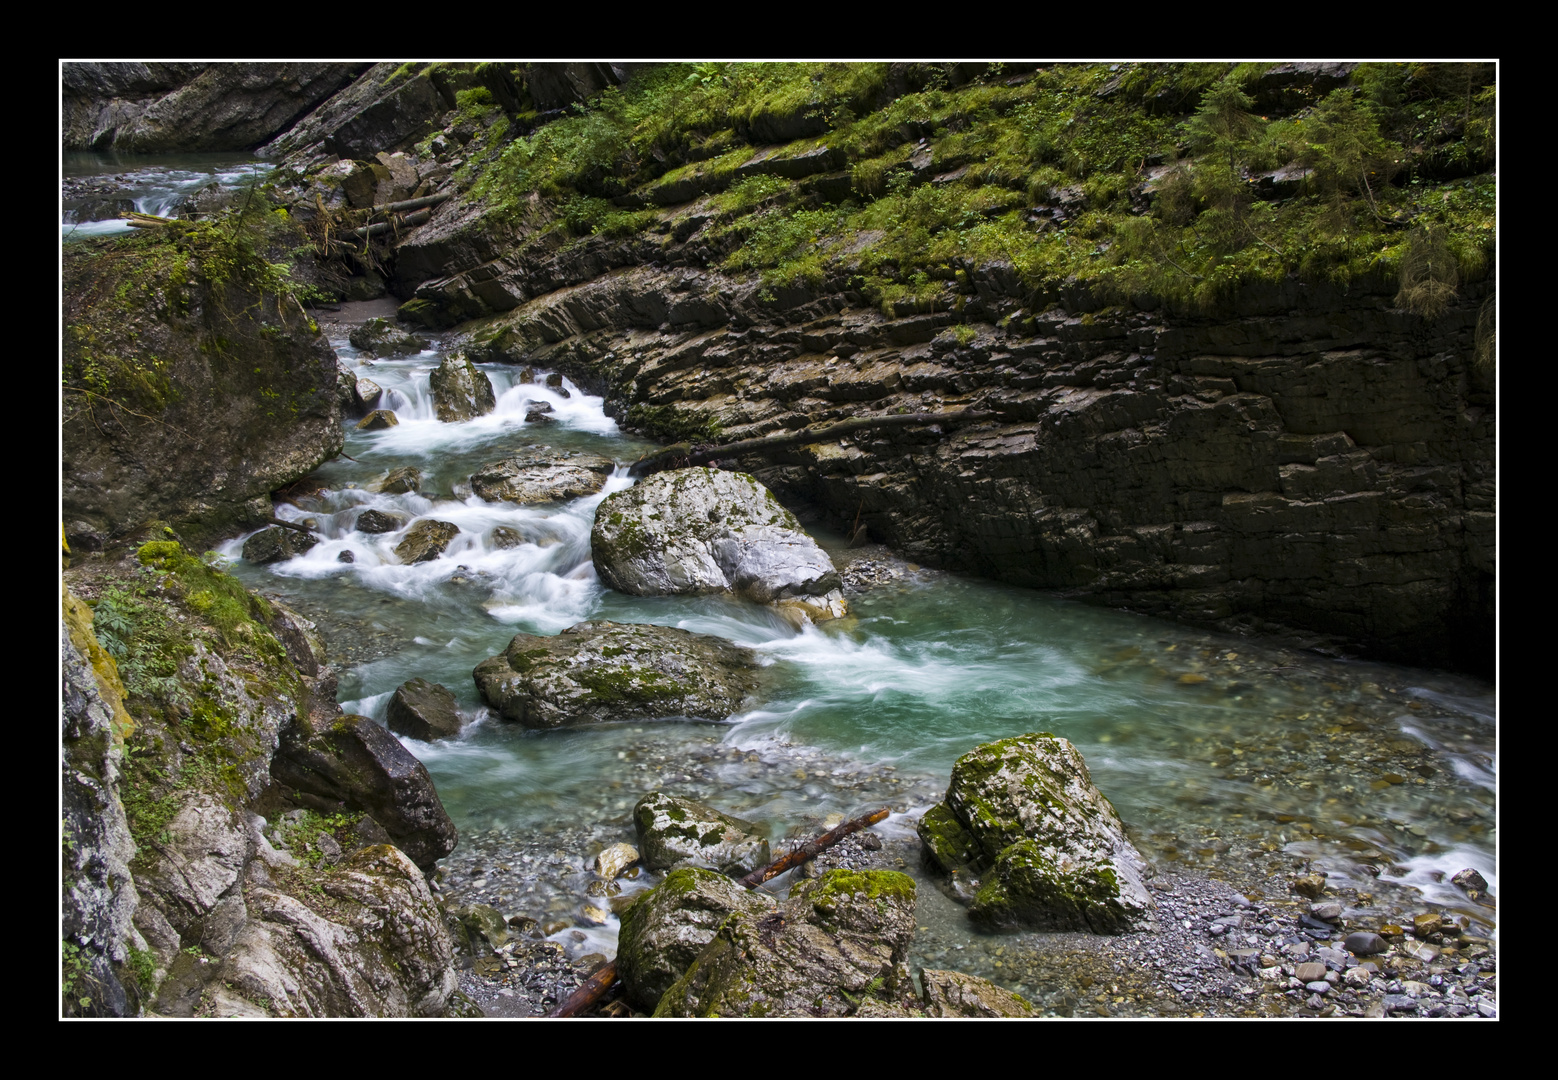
[545,805,891,1017]
[368,193,450,215]
[342,208,434,240]
[628,410,995,477]
[262,516,318,536]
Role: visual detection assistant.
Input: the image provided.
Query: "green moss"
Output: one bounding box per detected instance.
[809,869,916,906]
[623,404,722,443]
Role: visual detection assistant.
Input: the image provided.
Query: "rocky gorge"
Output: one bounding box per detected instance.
[62,61,1495,1019]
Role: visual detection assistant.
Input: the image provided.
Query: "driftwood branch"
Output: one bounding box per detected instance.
[342,208,434,240]
[262,516,317,536]
[546,806,891,1017]
[629,410,995,478]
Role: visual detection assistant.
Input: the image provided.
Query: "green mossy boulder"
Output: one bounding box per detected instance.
[473,621,761,728]
[921,732,1154,934]
[633,791,771,878]
[616,866,777,1011]
[653,869,919,1018]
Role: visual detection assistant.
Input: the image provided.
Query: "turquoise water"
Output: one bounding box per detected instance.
[218,337,1498,969]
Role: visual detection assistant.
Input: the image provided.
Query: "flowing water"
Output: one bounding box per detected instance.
[212,334,1497,994]
[68,157,1495,999]
[62,152,272,239]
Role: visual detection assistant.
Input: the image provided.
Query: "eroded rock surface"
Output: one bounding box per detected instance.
[473,621,760,728]
[428,351,496,421]
[592,467,847,623]
[919,732,1155,934]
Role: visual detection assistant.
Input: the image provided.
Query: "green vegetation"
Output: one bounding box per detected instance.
[463,62,1493,313]
[270,810,363,868]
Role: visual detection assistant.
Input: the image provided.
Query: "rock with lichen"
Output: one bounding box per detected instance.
[918,732,1154,933]
[632,791,770,878]
[592,467,847,624]
[473,621,760,729]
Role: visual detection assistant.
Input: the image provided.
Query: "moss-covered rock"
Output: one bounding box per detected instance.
[616,866,776,1011]
[653,869,919,1017]
[592,467,847,623]
[922,732,1154,934]
[348,316,426,357]
[632,791,770,878]
[394,519,460,563]
[473,620,761,728]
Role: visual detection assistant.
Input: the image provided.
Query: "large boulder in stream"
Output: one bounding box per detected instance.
[395,519,460,563]
[592,468,848,624]
[428,352,496,422]
[654,869,921,1017]
[918,733,1155,934]
[348,317,426,357]
[385,678,463,741]
[470,446,616,504]
[633,791,771,877]
[473,622,761,728]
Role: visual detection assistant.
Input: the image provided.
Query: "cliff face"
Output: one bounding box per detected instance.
[432,252,1493,673]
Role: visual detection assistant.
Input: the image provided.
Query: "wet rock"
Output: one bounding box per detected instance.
[242,526,319,564]
[594,842,639,880]
[592,467,847,623]
[490,526,524,549]
[428,351,497,422]
[615,866,776,1011]
[349,317,426,357]
[1292,873,1328,899]
[355,509,406,534]
[385,678,463,741]
[351,376,383,413]
[1451,867,1489,900]
[633,791,770,877]
[920,733,1154,934]
[376,466,423,495]
[473,621,761,728]
[271,713,458,869]
[447,903,511,957]
[919,968,1040,1017]
[524,402,555,424]
[395,519,459,563]
[655,869,919,1017]
[470,447,615,505]
[1310,901,1343,921]
[357,409,399,430]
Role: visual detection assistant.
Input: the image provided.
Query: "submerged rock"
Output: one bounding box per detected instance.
[385,678,463,741]
[376,466,422,495]
[633,791,771,877]
[592,467,847,623]
[918,732,1154,934]
[395,519,459,563]
[654,869,920,1017]
[473,621,761,728]
[242,526,319,564]
[354,509,405,534]
[469,446,615,505]
[428,351,497,422]
[616,866,776,1011]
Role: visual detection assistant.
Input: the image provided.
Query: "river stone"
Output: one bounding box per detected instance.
[490,526,524,549]
[616,866,776,1011]
[270,714,457,870]
[922,732,1154,934]
[352,376,383,413]
[592,467,847,623]
[357,409,398,430]
[242,526,319,564]
[634,791,770,877]
[470,447,615,505]
[385,678,463,741]
[377,466,423,495]
[395,519,459,563]
[654,869,919,1018]
[472,621,761,728]
[349,317,426,357]
[1345,931,1388,955]
[355,509,405,534]
[1451,867,1489,900]
[919,968,1040,1017]
[594,842,640,880]
[524,401,555,424]
[428,352,496,422]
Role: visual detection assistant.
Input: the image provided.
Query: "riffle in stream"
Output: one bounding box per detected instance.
[218,333,1497,1012]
